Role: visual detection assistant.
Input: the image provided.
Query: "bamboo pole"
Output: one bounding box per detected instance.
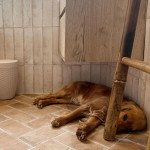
[103,0,141,141]
[122,57,150,74]
[147,131,150,150]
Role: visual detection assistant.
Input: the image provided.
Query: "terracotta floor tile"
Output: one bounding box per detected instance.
[32,139,73,150]
[126,132,148,146]
[0,133,30,149]
[21,105,60,118]
[9,102,31,109]
[89,128,116,148]
[20,125,65,146]
[4,109,35,123]
[27,115,54,129]
[54,132,108,150]
[0,99,17,106]
[0,105,14,113]
[110,139,146,150]
[0,114,8,122]
[14,95,34,105]
[0,119,31,137]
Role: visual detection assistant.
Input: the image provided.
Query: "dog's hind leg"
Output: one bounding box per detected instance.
[33,84,75,105]
[36,98,73,109]
[51,104,90,128]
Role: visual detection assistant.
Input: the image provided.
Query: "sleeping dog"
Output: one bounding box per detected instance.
[33,81,147,141]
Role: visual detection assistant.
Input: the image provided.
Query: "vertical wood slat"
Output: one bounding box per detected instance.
[0,29,5,59]
[0,0,3,27]
[24,28,33,64]
[34,65,43,93]
[43,65,52,93]
[33,28,43,64]
[81,64,90,82]
[23,0,32,27]
[72,65,81,82]
[24,65,33,93]
[4,28,14,59]
[43,27,52,64]
[14,28,24,65]
[52,27,62,64]
[91,64,101,83]
[18,66,25,94]
[3,0,13,27]
[100,64,108,85]
[62,64,71,86]
[53,65,62,92]
[52,0,59,26]
[43,0,52,27]
[32,0,42,27]
[13,0,23,27]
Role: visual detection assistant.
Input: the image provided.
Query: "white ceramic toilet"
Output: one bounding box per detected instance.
[0,59,18,100]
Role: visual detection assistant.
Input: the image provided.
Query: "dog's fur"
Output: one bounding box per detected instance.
[33,81,147,141]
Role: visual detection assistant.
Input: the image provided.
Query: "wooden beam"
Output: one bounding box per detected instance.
[122,57,150,74]
[103,0,141,141]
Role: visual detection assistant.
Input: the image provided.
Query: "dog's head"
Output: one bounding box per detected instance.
[117,101,147,132]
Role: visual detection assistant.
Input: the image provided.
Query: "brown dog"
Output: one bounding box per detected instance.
[33,81,147,141]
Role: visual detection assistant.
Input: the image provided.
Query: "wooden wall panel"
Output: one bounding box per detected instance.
[43,27,52,64]
[24,65,34,93]
[18,66,25,94]
[52,0,59,26]
[14,28,24,65]
[0,29,4,59]
[24,28,33,64]
[4,28,14,59]
[13,0,23,27]
[62,64,71,86]
[91,64,101,83]
[34,65,43,93]
[43,0,52,26]
[3,0,13,27]
[65,0,146,62]
[81,64,90,82]
[43,65,52,93]
[33,28,43,64]
[53,65,62,92]
[32,0,42,27]
[23,0,32,27]
[52,27,62,64]
[0,0,3,27]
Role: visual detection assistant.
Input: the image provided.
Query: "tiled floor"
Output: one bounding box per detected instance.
[0,95,148,150]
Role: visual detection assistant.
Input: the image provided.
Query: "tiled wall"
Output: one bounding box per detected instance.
[0,0,150,125]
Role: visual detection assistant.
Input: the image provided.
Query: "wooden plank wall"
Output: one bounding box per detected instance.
[65,0,146,62]
[0,0,114,94]
[0,0,149,124]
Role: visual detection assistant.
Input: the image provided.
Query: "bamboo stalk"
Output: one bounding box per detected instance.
[122,57,150,74]
[104,0,141,141]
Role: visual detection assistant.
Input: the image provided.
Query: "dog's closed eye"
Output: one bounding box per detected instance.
[123,114,128,121]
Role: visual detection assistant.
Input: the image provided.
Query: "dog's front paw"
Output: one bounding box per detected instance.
[51,117,66,128]
[76,126,87,141]
[51,119,61,127]
[33,97,40,105]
